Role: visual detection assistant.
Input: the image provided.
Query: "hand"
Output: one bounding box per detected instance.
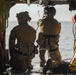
[37,19,42,26]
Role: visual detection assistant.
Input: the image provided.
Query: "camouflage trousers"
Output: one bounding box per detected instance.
[39,49,62,68]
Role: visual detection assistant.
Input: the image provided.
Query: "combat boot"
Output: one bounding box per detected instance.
[0,62,9,74]
[43,59,52,73]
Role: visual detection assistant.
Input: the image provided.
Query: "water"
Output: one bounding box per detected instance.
[5,21,74,73]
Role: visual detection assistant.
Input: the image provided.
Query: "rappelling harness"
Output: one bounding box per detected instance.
[39,34,59,52]
[15,43,38,59]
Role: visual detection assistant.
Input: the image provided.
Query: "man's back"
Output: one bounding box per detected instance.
[9,11,37,71]
[37,7,62,71]
[39,16,61,35]
[12,24,36,43]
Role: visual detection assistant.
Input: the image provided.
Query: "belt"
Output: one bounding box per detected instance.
[17,51,28,56]
[49,47,58,52]
[17,49,35,56]
[43,34,56,38]
[19,43,34,48]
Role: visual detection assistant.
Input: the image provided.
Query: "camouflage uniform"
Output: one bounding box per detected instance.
[9,11,36,71]
[37,7,62,68]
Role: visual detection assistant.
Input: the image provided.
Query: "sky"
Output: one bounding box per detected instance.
[9,4,76,21]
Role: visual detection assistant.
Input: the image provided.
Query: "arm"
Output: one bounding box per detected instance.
[58,22,61,34]
[9,28,16,58]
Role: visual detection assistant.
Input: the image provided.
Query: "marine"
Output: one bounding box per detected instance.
[9,11,37,71]
[37,6,62,73]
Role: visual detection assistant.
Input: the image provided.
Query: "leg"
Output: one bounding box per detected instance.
[43,49,62,73]
[28,59,33,70]
[39,49,46,67]
[49,50,62,68]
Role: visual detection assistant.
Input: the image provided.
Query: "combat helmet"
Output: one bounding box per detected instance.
[16,11,31,21]
[44,6,56,16]
[44,6,49,13]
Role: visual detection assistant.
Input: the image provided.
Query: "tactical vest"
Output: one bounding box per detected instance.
[39,17,61,35]
[9,24,36,58]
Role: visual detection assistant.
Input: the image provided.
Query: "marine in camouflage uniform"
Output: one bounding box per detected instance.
[37,6,62,72]
[9,11,36,71]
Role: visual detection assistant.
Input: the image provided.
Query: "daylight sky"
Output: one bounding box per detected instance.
[9,4,76,21]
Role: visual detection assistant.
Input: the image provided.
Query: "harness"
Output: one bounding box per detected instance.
[19,43,34,48]
[15,43,36,58]
[40,34,58,52]
[17,50,34,57]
